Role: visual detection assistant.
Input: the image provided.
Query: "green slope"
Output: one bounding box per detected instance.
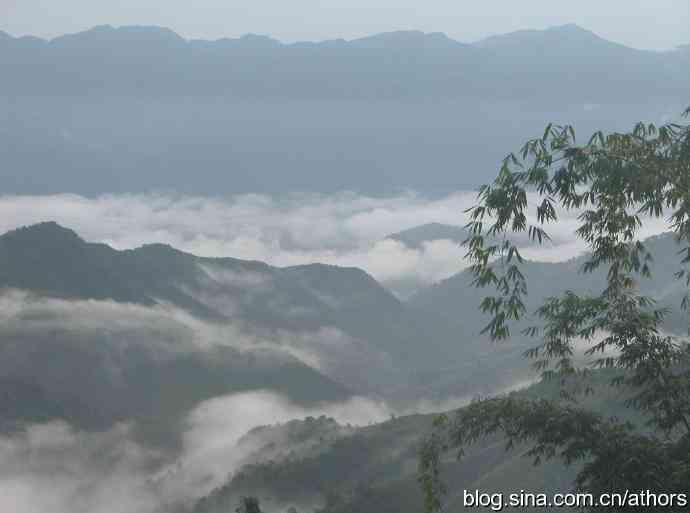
[193,371,642,513]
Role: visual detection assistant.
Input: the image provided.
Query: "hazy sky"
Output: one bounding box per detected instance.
[1,0,688,50]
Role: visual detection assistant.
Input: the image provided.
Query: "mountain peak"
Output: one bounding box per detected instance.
[545,23,608,41]
[350,30,465,49]
[547,23,589,33]
[237,33,281,47]
[51,24,185,48]
[1,222,84,245]
[189,32,283,50]
[474,23,631,54]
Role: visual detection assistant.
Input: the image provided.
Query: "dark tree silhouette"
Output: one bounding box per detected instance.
[420,107,690,512]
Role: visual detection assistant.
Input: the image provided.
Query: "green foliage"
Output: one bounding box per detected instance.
[420,107,690,511]
[193,372,647,513]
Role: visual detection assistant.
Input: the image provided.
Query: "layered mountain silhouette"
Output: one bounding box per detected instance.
[0,222,428,361]
[476,23,633,53]
[0,223,388,439]
[1,24,688,195]
[192,370,642,513]
[0,222,453,440]
[409,231,689,334]
[0,222,686,443]
[1,23,687,99]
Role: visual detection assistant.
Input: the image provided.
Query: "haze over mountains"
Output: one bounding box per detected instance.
[0,221,525,411]
[192,373,634,513]
[1,23,688,196]
[0,221,686,512]
[2,14,689,512]
[1,221,686,423]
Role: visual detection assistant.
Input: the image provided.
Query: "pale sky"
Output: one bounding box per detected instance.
[1,0,689,50]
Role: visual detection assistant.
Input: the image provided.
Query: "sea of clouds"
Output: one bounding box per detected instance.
[0,191,674,513]
[0,191,672,298]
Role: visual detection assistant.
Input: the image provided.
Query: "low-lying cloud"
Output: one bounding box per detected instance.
[1,381,548,513]
[0,421,165,513]
[0,191,675,512]
[0,288,536,513]
[163,391,393,503]
[0,288,542,512]
[0,192,670,297]
[0,289,399,410]
[0,390,395,513]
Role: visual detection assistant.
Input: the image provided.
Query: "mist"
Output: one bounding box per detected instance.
[0,193,671,299]
[0,284,544,512]
[0,289,398,511]
[0,388,394,513]
[0,422,164,513]
[1,8,687,509]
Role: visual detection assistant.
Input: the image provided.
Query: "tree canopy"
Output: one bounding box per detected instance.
[419,107,690,512]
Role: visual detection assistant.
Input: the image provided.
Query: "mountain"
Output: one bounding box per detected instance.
[4,223,686,405]
[386,222,543,249]
[0,223,686,447]
[0,222,686,511]
[0,222,433,372]
[387,223,469,249]
[474,23,634,55]
[0,222,531,452]
[0,25,687,196]
[1,24,684,99]
[408,231,689,334]
[192,370,641,513]
[0,223,463,423]
[0,223,389,440]
[348,30,467,50]
[0,222,386,315]
[395,231,690,405]
[51,24,187,53]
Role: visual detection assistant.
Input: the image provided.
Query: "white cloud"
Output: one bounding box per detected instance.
[0,421,165,513]
[0,192,475,295]
[0,191,676,512]
[160,391,392,502]
[0,192,672,298]
[0,289,397,396]
[0,391,393,513]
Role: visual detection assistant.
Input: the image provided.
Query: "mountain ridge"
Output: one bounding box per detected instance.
[474,22,642,52]
[0,221,391,297]
[0,23,665,52]
[0,222,441,385]
[1,24,686,197]
[0,222,359,440]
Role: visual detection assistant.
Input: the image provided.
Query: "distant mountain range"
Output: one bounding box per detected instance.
[4,23,686,56]
[1,24,687,195]
[0,23,684,53]
[1,23,687,99]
